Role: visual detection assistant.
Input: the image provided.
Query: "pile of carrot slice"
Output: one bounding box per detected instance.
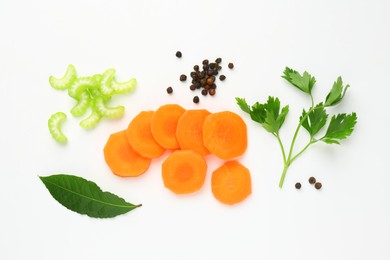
[103,104,251,205]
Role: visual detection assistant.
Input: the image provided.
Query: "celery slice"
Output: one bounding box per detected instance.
[99,68,116,96]
[80,104,102,129]
[70,91,91,117]
[49,64,77,90]
[48,112,68,143]
[94,97,125,119]
[68,76,99,99]
[111,78,137,94]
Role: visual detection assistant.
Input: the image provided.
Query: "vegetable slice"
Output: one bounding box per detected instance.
[203,111,247,160]
[112,78,137,94]
[126,111,165,159]
[49,64,77,90]
[104,131,151,177]
[100,68,116,96]
[48,112,68,143]
[162,150,207,194]
[176,109,211,156]
[211,161,252,205]
[94,96,125,119]
[70,91,91,117]
[79,102,101,129]
[151,104,186,149]
[68,76,99,99]
[39,174,141,218]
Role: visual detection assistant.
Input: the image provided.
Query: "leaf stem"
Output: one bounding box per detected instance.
[274,133,287,164]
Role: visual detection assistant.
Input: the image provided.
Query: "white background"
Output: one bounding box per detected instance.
[1,0,389,259]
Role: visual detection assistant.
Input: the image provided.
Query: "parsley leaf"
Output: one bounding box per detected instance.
[282,67,316,94]
[236,97,289,135]
[300,103,328,137]
[324,77,350,107]
[321,113,357,144]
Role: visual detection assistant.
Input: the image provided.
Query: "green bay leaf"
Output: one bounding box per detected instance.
[39,174,141,218]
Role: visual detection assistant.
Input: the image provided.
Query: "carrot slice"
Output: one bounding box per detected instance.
[126,111,165,159]
[162,150,207,194]
[176,109,211,156]
[104,130,152,177]
[203,111,247,160]
[211,161,252,205]
[151,104,186,149]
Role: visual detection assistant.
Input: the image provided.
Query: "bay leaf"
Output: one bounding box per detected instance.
[39,174,141,218]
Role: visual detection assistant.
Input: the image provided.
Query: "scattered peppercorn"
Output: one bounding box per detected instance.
[209,88,216,96]
[314,182,322,190]
[166,86,173,94]
[201,89,208,96]
[176,51,182,58]
[202,59,209,65]
[193,96,199,103]
[219,75,226,81]
[215,57,222,63]
[190,85,196,91]
[193,65,199,71]
[295,182,302,189]
[179,74,187,81]
[228,62,234,69]
[309,177,316,184]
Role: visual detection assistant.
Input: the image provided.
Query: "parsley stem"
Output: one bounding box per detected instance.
[275,134,287,164]
[279,164,289,188]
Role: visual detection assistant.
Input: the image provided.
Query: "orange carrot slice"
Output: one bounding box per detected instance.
[203,111,247,160]
[176,109,211,156]
[211,161,252,205]
[162,150,207,194]
[151,104,186,150]
[126,111,165,159]
[104,130,152,177]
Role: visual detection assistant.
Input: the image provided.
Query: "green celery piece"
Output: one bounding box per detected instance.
[94,96,125,119]
[68,76,99,99]
[325,77,350,107]
[70,91,91,117]
[282,67,316,94]
[49,64,77,90]
[48,112,68,143]
[300,103,328,137]
[111,78,137,94]
[39,174,141,218]
[321,113,357,144]
[80,102,102,129]
[100,68,116,96]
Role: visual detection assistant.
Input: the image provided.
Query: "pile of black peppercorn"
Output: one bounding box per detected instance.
[167,51,234,103]
[295,176,322,190]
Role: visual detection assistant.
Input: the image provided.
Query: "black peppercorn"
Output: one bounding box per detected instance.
[179,74,187,81]
[189,85,196,91]
[193,96,200,103]
[176,51,182,58]
[309,177,316,184]
[193,65,199,71]
[215,58,222,63]
[166,86,173,94]
[201,89,208,96]
[209,88,216,96]
[219,75,226,81]
[228,62,234,69]
[295,182,302,189]
[315,182,322,190]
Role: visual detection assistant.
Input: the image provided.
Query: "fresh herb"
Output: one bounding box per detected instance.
[39,174,141,218]
[236,67,357,188]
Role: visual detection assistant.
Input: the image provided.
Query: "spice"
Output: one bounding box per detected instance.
[228,63,234,69]
[314,182,322,190]
[215,58,222,63]
[179,74,187,81]
[176,51,182,58]
[219,75,226,81]
[190,85,196,91]
[193,96,200,103]
[295,182,301,189]
[201,89,208,96]
[309,177,316,184]
[209,88,216,96]
[166,87,173,94]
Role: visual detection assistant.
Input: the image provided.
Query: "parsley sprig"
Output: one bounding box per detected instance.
[236,67,357,188]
